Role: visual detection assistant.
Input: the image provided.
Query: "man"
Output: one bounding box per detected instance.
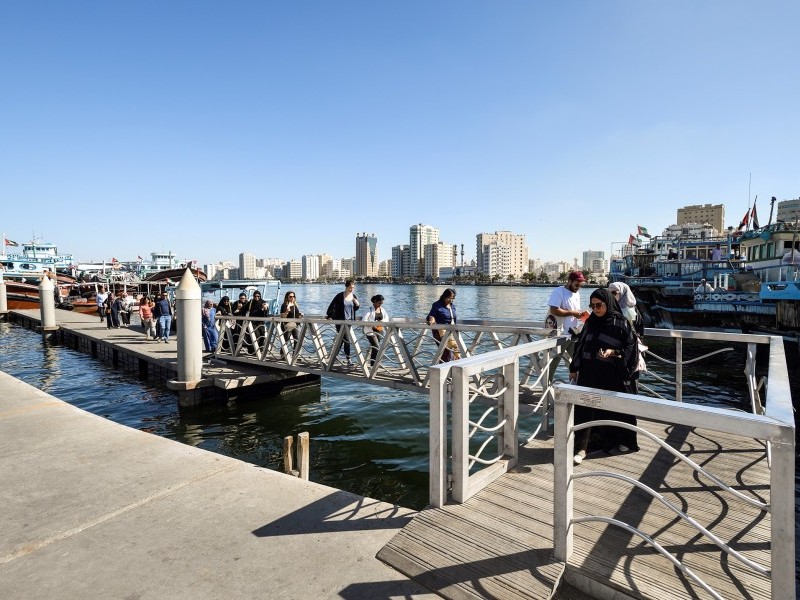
[547,271,588,335]
[695,279,713,294]
[95,286,108,322]
[155,292,173,343]
[710,244,723,261]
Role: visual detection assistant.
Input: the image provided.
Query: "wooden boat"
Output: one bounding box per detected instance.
[3,280,98,314]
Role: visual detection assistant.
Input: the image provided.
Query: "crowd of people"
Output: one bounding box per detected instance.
[93,277,646,462]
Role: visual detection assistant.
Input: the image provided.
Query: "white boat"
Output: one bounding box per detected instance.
[0,239,76,281]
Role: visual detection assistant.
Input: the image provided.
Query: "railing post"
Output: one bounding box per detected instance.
[502,356,519,469]
[553,386,574,562]
[770,430,795,598]
[675,336,683,403]
[429,366,448,508]
[451,365,469,503]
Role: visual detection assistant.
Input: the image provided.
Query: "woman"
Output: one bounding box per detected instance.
[608,281,642,335]
[138,296,156,340]
[216,296,233,351]
[326,279,360,365]
[362,294,388,366]
[246,291,268,352]
[279,291,303,344]
[201,300,218,353]
[569,288,639,464]
[104,291,120,329]
[426,288,458,362]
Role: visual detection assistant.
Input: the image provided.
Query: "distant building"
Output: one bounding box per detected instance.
[475,231,528,278]
[341,257,355,276]
[284,259,302,280]
[391,245,410,278]
[355,233,378,277]
[239,252,256,279]
[410,224,439,278]
[302,254,320,281]
[676,203,725,232]
[776,198,800,223]
[424,242,455,279]
[378,260,391,277]
[528,258,542,274]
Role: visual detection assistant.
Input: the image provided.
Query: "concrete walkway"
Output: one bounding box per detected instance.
[0,371,438,599]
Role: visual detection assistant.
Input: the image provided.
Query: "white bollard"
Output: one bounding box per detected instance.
[0,272,7,314]
[176,268,202,383]
[38,275,57,329]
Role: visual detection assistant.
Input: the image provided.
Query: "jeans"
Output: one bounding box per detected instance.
[159,315,172,341]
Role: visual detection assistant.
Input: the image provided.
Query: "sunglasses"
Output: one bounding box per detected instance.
[288,295,295,298]
[590,302,605,309]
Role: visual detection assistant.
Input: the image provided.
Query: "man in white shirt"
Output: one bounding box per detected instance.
[95,286,108,322]
[547,271,588,335]
[710,244,723,261]
[695,279,713,294]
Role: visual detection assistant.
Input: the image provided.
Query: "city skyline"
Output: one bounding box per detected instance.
[2,3,798,266]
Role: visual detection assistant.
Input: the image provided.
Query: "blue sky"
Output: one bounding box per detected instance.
[2,1,798,267]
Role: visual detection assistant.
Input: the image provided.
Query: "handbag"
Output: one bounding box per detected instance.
[105,307,111,315]
[284,321,297,331]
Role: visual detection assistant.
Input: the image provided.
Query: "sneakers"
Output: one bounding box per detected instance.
[573,450,586,465]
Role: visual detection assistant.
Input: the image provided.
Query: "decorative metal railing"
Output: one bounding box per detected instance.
[552,333,794,599]
[212,314,555,392]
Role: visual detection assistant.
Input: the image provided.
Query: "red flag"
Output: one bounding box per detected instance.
[4,238,19,247]
[737,209,750,231]
[628,234,640,246]
[111,257,118,263]
[750,203,760,229]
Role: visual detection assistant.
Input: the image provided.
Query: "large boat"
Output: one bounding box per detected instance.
[0,239,76,281]
[2,279,98,314]
[610,221,800,337]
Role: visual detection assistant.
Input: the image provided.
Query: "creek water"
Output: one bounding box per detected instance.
[1,283,797,580]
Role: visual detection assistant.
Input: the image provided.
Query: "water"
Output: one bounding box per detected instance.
[1,283,797,577]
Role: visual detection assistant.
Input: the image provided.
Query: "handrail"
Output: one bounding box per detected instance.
[552,334,794,599]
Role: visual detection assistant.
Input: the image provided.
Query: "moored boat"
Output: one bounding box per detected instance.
[611,219,800,337]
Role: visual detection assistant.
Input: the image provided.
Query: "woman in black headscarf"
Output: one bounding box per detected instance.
[569,288,639,464]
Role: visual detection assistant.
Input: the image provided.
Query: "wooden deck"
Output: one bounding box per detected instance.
[378,419,772,599]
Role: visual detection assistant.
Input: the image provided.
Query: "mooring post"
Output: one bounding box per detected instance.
[38,274,58,341]
[167,269,212,406]
[297,432,310,481]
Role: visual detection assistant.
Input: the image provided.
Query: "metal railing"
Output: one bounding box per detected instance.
[552,334,794,599]
[212,314,555,391]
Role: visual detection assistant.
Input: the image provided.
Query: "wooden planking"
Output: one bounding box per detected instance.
[379,419,773,600]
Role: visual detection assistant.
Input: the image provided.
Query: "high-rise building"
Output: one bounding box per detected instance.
[355,233,378,277]
[676,203,725,232]
[239,252,256,279]
[475,231,528,278]
[284,259,302,280]
[341,257,355,276]
[480,243,512,279]
[582,250,605,271]
[391,245,410,279]
[776,198,800,223]
[424,242,455,279]
[410,224,439,278]
[302,254,320,281]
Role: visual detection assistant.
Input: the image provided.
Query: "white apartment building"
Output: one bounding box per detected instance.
[391,245,410,279]
[424,242,455,279]
[355,233,378,277]
[777,198,800,223]
[410,224,439,278]
[475,231,528,278]
[302,254,320,281]
[238,252,256,279]
[480,243,512,279]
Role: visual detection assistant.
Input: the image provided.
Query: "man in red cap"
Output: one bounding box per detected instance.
[547,271,588,335]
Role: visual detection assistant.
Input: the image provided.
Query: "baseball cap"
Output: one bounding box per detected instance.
[568,271,586,283]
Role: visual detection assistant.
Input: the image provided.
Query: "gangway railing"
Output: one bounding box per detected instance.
[433,328,792,597]
[212,314,555,392]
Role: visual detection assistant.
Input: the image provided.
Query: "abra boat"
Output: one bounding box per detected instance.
[610,222,800,337]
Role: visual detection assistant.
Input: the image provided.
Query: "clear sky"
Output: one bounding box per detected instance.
[2,1,798,267]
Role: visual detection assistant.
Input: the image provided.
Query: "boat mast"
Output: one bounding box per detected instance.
[767,196,776,226]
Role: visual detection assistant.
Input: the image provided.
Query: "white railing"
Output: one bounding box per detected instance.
[212,314,555,391]
[552,334,795,599]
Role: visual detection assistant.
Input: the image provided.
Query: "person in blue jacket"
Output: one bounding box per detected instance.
[426,288,457,362]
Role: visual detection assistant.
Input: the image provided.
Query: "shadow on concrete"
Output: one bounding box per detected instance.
[252,490,415,538]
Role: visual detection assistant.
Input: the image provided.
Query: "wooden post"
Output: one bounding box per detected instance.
[297,432,310,481]
[283,435,297,476]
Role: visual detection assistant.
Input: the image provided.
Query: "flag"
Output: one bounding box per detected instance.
[4,238,19,247]
[628,234,640,246]
[750,203,760,229]
[111,257,118,263]
[637,225,651,238]
[137,255,143,261]
[737,209,750,231]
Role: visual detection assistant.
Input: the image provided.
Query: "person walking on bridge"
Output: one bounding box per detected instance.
[326,279,360,366]
[155,292,173,343]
